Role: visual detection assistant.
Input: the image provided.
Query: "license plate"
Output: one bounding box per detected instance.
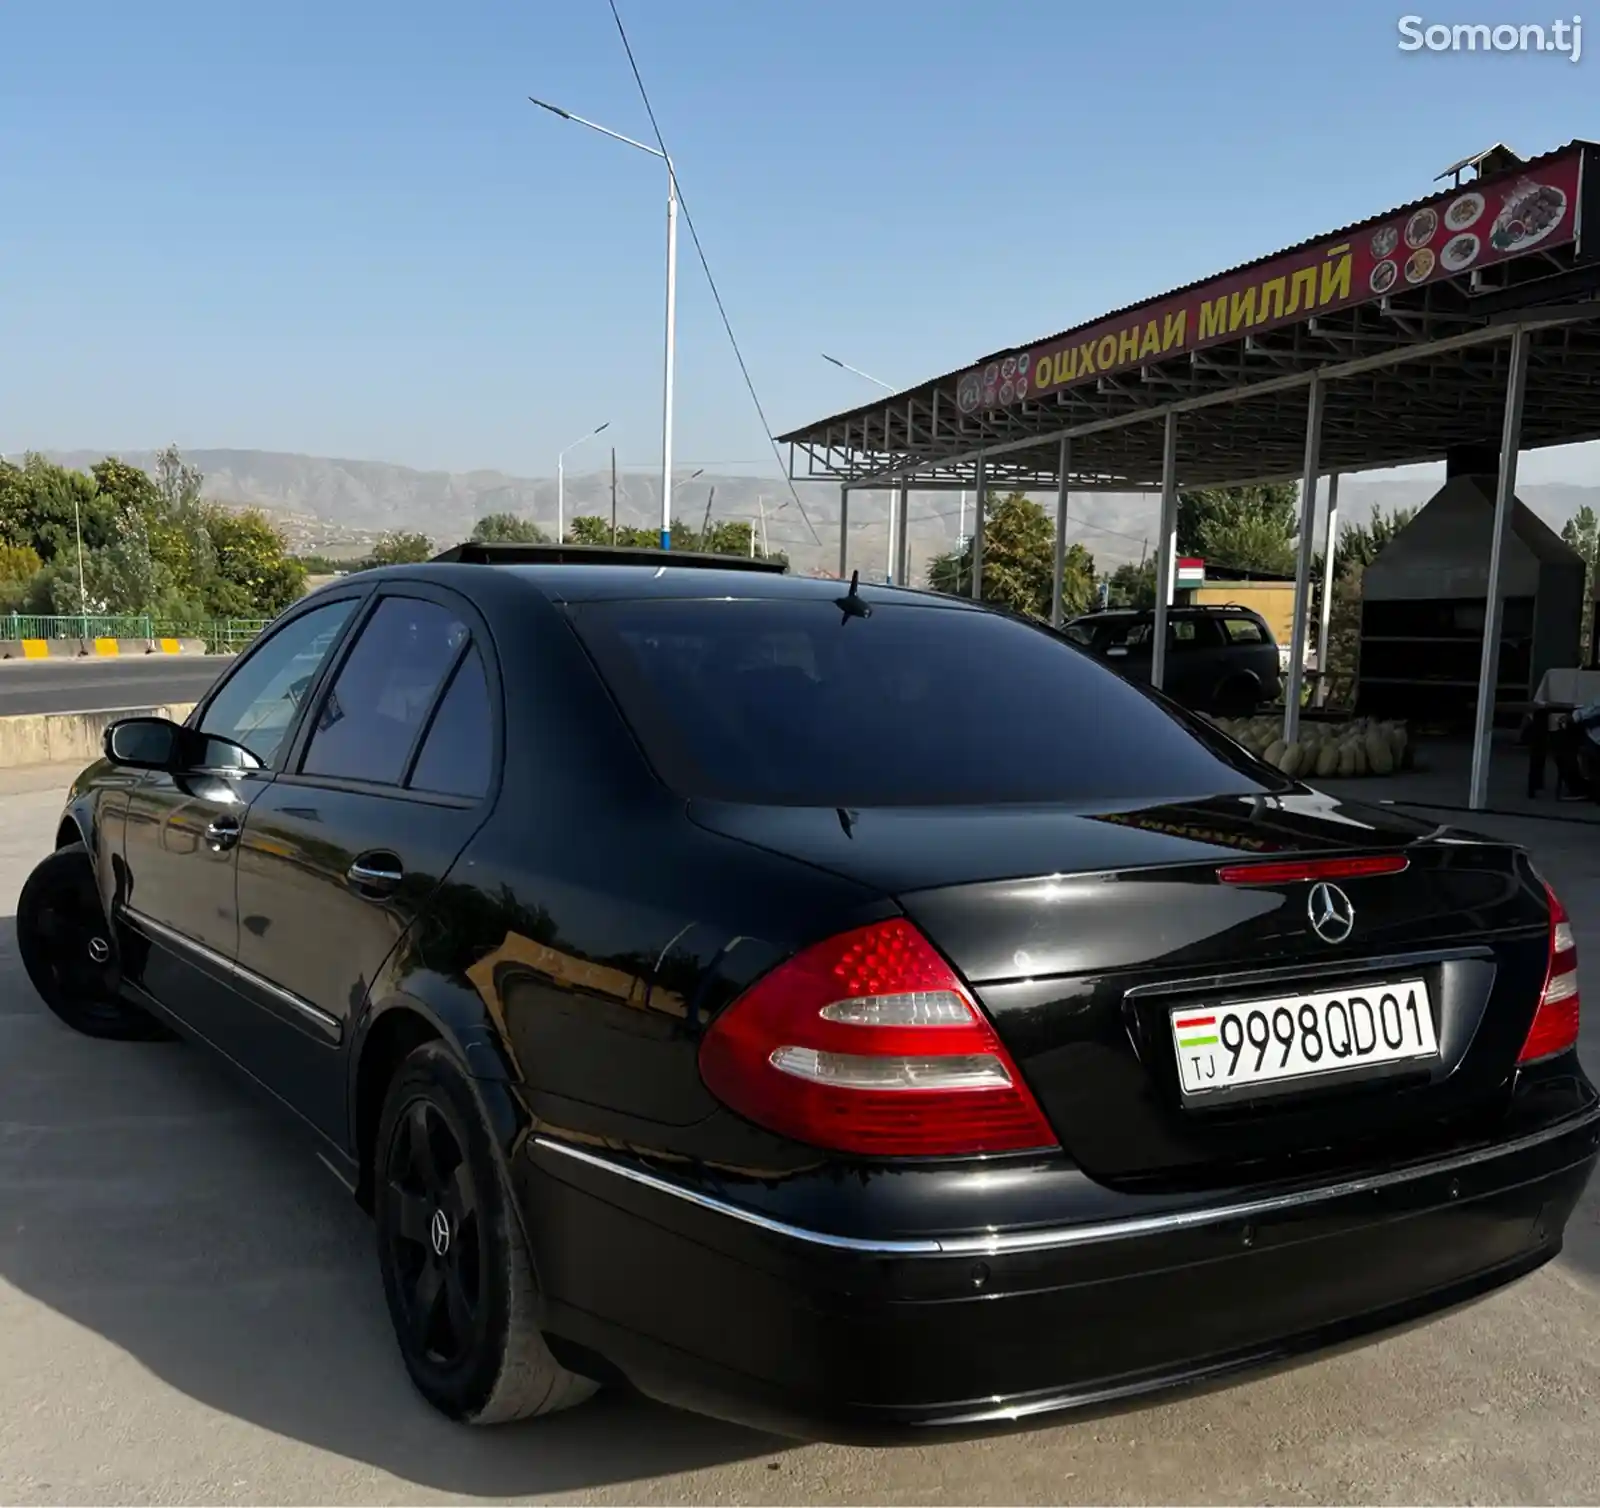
[1169,979,1438,1099]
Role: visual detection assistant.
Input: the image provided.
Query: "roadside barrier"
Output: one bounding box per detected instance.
[0,702,198,768]
[0,637,208,659]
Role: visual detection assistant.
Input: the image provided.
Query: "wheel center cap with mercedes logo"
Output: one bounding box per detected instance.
[1307,881,1355,944]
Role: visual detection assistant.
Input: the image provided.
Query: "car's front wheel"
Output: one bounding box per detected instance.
[16,843,171,1041]
[373,1040,598,1424]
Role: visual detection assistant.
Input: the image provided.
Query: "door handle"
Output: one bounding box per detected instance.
[205,817,242,852]
[347,857,404,894]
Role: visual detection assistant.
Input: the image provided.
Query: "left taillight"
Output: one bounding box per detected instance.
[697,917,1059,1157]
[1518,882,1581,1064]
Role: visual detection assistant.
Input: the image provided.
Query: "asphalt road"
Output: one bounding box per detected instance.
[1,764,1598,1505]
[0,656,230,716]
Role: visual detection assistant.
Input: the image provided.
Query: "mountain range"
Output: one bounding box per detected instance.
[38,448,1600,582]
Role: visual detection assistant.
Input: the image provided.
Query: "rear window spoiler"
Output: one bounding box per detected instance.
[431,542,787,572]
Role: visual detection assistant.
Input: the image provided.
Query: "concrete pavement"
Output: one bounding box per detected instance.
[0,656,229,716]
[1,766,1598,1505]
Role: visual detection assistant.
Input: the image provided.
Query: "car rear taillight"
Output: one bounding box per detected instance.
[697,918,1058,1157]
[1518,882,1581,1064]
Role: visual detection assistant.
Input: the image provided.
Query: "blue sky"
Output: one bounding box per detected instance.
[1,0,1596,482]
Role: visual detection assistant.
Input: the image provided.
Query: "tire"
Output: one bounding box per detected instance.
[373,1040,598,1425]
[16,843,172,1041]
[1214,676,1260,718]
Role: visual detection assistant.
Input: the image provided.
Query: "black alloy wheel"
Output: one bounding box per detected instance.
[383,1096,485,1372]
[16,843,171,1041]
[373,1040,598,1424]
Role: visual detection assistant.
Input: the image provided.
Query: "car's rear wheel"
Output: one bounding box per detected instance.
[16,843,171,1040]
[373,1040,598,1425]
[1214,675,1261,717]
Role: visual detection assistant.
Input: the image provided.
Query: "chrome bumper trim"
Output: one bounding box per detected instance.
[533,1105,1600,1258]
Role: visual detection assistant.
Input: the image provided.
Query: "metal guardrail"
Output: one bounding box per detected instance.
[2,615,272,653]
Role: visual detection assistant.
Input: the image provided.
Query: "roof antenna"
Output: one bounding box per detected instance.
[835,568,871,623]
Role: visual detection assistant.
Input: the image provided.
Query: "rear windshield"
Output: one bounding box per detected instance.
[568,598,1279,807]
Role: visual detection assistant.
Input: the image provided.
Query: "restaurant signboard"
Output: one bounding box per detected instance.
[957,147,1586,416]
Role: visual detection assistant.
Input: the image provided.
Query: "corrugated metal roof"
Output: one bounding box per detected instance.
[780,139,1597,444]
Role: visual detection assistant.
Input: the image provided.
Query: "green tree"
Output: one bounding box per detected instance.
[1332,502,1417,576]
[153,443,204,513]
[926,492,1096,620]
[1561,504,1598,663]
[204,508,307,616]
[472,512,549,544]
[370,531,434,565]
[1177,484,1299,575]
[90,456,162,518]
[1108,558,1156,608]
[0,454,118,564]
[565,515,616,546]
[0,542,42,612]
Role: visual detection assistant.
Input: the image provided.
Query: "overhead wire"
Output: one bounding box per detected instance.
[605,0,820,545]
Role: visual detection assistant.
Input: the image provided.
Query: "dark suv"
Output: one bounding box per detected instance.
[1064,604,1282,715]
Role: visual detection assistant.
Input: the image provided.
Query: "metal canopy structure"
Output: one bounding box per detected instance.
[777,141,1600,810]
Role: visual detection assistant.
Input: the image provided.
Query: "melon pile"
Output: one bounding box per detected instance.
[1200,714,1410,779]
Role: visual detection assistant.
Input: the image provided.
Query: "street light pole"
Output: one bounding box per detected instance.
[530,96,677,550]
[662,167,678,551]
[74,493,86,617]
[557,420,610,544]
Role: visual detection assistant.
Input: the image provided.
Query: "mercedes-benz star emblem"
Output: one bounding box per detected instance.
[1307,881,1355,944]
[429,1207,451,1258]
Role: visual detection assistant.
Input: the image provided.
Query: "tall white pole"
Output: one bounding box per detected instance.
[1468,326,1531,810]
[1051,436,1071,628]
[1283,376,1326,745]
[1151,412,1179,692]
[660,165,679,551]
[885,489,897,584]
[557,454,565,545]
[74,494,86,613]
[970,460,987,600]
[1314,472,1341,708]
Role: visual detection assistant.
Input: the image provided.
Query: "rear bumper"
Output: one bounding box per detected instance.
[516,1109,1600,1443]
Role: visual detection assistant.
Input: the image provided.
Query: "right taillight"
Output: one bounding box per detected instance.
[1519,882,1581,1064]
[697,917,1058,1158]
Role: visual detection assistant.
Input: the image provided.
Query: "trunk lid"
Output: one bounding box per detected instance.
[690,791,1551,1190]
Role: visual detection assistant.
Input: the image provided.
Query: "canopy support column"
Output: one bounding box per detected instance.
[1283,375,1326,745]
[894,483,911,585]
[1151,412,1179,691]
[838,485,849,579]
[1469,325,1531,810]
[970,457,987,600]
[1314,471,1340,708]
[1051,437,1071,628]
[884,488,897,585]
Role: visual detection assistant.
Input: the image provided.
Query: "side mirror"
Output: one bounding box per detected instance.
[103,717,263,773]
[104,716,182,771]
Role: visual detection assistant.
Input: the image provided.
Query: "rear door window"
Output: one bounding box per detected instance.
[1223,616,1268,644]
[570,598,1277,807]
[302,597,470,786]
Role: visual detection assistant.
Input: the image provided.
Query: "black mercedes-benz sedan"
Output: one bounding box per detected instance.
[17,543,1597,1442]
